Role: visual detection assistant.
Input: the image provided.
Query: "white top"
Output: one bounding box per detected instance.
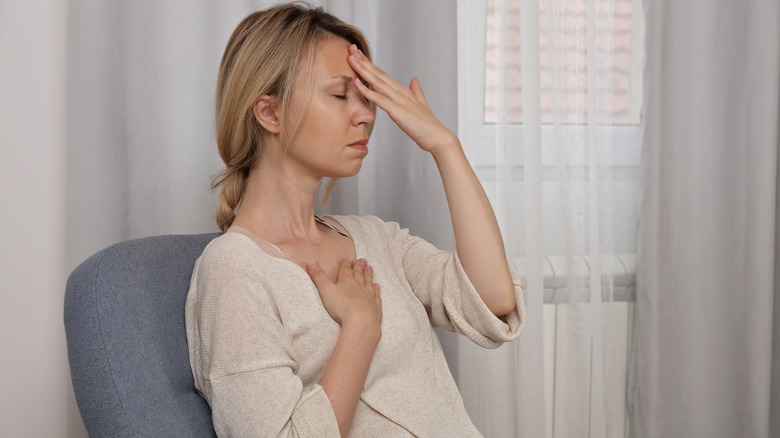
[185,215,526,437]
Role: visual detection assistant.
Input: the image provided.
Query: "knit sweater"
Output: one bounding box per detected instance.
[185,215,526,437]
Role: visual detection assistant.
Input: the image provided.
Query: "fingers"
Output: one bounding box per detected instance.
[322,258,374,286]
[306,261,330,288]
[337,258,354,281]
[348,44,396,92]
[352,258,367,284]
[307,259,372,281]
[351,63,395,112]
[409,76,431,109]
[349,45,415,107]
[309,257,382,328]
[362,263,380,302]
[349,45,439,145]
[363,263,374,287]
[309,258,379,294]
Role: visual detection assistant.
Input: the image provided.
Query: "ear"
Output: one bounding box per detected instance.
[253,96,281,134]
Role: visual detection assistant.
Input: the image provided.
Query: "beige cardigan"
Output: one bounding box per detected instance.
[185,215,526,437]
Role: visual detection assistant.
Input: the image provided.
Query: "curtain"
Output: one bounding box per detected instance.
[66,0,458,285]
[68,1,236,266]
[634,1,780,437]
[457,0,643,436]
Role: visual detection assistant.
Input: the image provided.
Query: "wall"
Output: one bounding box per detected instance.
[0,1,85,436]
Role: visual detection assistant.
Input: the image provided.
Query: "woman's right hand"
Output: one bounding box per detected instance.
[310,259,382,435]
[306,258,383,338]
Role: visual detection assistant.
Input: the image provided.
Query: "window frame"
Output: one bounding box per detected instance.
[456,0,643,178]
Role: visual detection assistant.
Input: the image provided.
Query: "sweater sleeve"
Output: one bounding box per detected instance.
[383,218,526,349]
[185,237,340,438]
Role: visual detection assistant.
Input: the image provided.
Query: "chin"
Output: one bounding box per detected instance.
[329,161,364,178]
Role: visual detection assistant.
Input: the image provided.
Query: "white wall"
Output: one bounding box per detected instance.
[0,1,85,436]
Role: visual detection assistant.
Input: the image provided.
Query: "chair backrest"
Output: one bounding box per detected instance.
[65,233,220,437]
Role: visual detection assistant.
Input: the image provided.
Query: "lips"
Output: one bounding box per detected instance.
[348,139,369,154]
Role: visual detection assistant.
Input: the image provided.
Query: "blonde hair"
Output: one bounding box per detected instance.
[212,2,372,232]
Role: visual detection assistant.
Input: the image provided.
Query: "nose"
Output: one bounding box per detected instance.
[352,96,375,127]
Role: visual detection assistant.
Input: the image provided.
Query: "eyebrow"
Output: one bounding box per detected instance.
[328,75,356,82]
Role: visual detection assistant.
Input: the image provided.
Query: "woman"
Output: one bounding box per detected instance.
[185,3,526,437]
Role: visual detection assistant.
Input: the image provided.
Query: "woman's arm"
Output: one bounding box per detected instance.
[306,258,382,437]
[430,141,516,316]
[348,45,515,317]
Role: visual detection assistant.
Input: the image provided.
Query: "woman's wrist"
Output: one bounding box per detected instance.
[429,134,460,156]
[430,135,467,165]
[341,315,382,345]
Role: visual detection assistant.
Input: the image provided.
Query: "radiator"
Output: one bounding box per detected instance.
[513,254,636,438]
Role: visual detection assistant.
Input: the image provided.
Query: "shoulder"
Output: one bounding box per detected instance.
[328,214,405,240]
[197,232,262,273]
[192,232,279,297]
[189,232,285,322]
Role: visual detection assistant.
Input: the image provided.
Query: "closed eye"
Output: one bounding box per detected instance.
[334,95,347,100]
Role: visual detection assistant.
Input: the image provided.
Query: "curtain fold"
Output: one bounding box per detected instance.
[633,1,780,436]
[774,82,780,438]
[67,1,244,266]
[457,0,642,436]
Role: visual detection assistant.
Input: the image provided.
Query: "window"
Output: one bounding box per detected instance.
[484,0,642,125]
[457,0,645,169]
[457,0,645,259]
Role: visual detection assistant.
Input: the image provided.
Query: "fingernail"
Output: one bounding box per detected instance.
[306,261,318,270]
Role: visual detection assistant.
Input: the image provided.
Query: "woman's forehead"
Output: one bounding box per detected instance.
[313,37,356,80]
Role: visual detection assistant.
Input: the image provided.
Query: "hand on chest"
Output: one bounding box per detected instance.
[266,256,430,378]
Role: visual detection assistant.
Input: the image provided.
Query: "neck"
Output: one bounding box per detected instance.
[233,153,324,244]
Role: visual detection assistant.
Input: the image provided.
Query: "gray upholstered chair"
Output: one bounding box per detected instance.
[65,233,220,437]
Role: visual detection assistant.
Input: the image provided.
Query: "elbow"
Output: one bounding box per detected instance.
[487,287,517,317]
[491,303,516,319]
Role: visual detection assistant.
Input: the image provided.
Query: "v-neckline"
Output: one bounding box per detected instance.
[227,215,358,268]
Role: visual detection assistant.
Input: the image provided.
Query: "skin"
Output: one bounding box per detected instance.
[233,36,516,437]
[347,43,516,317]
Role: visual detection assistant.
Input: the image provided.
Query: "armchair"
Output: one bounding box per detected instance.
[64,233,220,437]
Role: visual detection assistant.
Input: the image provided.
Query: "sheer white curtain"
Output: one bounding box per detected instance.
[68,1,248,268]
[457,0,643,436]
[634,1,780,437]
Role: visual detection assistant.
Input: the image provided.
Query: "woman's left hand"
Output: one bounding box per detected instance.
[348,44,458,154]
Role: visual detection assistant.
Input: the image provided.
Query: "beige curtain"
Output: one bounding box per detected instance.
[633,1,780,436]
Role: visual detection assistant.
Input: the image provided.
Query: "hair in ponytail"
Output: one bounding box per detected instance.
[212,3,372,231]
